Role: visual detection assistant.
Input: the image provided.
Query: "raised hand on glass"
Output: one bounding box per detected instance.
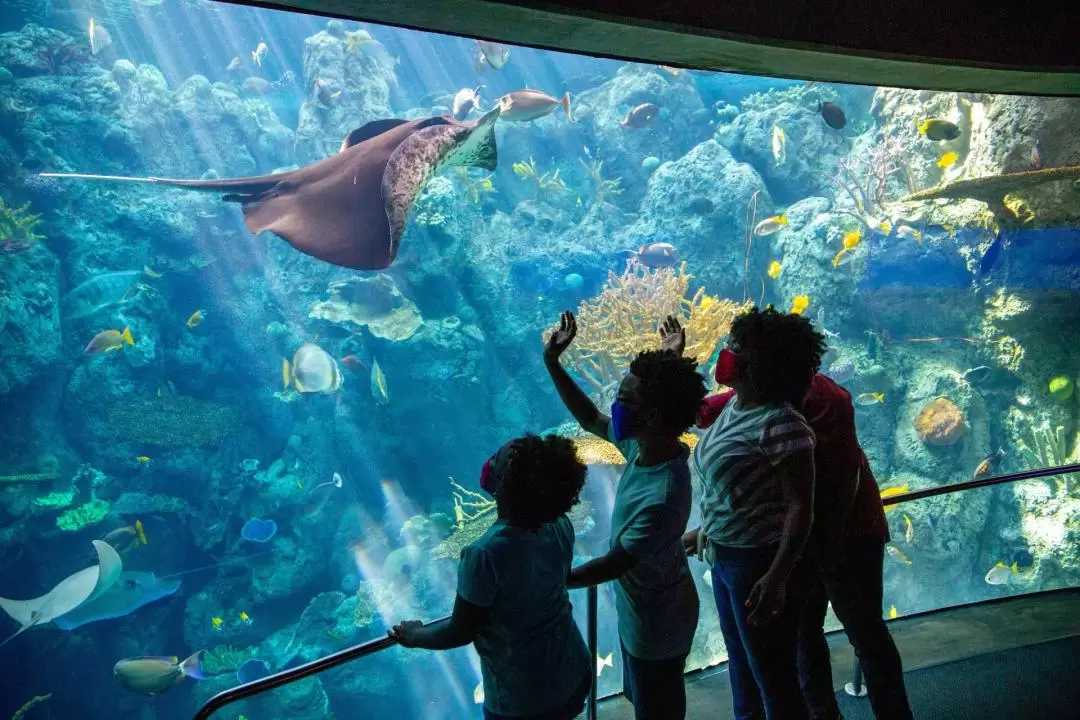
[659,315,686,356]
[544,311,578,363]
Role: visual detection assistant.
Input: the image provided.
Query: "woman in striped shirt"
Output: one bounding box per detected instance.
[680,307,826,720]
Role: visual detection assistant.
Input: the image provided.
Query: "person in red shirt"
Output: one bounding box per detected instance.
[697,369,913,720]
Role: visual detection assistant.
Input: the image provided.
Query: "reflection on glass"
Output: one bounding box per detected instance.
[0,0,1077,718]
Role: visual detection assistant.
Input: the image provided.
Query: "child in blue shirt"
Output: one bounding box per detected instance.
[391,434,591,719]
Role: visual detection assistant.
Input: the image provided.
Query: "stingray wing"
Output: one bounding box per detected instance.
[381,108,500,260]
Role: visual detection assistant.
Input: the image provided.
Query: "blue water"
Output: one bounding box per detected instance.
[0,0,1078,718]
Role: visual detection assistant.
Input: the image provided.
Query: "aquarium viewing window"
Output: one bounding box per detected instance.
[0,0,1077,718]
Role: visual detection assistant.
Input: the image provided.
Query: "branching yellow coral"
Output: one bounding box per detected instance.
[572,433,699,466]
[433,478,595,559]
[512,157,568,200]
[545,261,752,402]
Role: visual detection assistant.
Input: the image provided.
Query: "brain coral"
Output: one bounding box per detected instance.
[913,397,968,446]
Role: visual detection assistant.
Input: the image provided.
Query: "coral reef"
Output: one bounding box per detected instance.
[545,261,751,402]
[512,157,569,201]
[202,644,257,675]
[105,395,241,448]
[903,166,1080,226]
[55,498,110,531]
[309,274,424,342]
[913,397,968,446]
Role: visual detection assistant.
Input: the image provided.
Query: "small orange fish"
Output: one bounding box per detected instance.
[1030,140,1042,169]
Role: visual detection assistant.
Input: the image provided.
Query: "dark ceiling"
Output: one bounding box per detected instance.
[256,0,1080,95]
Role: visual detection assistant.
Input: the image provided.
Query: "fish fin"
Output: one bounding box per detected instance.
[281,358,290,390]
[180,650,206,680]
[560,92,574,121]
[121,327,134,346]
[339,119,411,153]
[381,108,500,259]
[778,213,788,225]
[1010,562,1019,573]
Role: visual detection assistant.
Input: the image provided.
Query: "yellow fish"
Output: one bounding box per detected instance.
[135,519,147,546]
[84,327,134,353]
[251,41,268,66]
[878,220,893,235]
[831,230,862,268]
[880,482,909,513]
[473,682,484,704]
[790,294,809,315]
[370,358,389,405]
[886,545,912,565]
[186,310,204,329]
[985,561,1019,586]
[239,611,252,625]
[888,605,898,619]
[937,151,959,168]
[767,261,782,279]
[596,651,614,678]
[903,513,914,543]
[854,392,885,406]
[211,616,223,630]
[772,125,786,165]
[136,456,150,465]
[754,213,789,236]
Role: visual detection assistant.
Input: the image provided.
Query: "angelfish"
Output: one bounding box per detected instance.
[114,651,205,695]
[40,109,502,271]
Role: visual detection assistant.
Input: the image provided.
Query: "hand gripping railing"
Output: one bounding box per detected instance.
[195,462,1080,720]
[842,461,1080,698]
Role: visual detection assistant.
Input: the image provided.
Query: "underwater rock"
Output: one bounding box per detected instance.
[715,95,847,203]
[293,25,395,164]
[914,397,968,446]
[0,24,87,77]
[0,242,61,396]
[309,274,424,342]
[104,395,242,448]
[571,64,708,205]
[619,139,771,299]
[825,360,855,384]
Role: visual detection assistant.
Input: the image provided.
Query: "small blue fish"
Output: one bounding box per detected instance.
[979,233,1005,275]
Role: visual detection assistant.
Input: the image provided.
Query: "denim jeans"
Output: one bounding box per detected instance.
[710,543,812,720]
[798,537,914,720]
[620,641,689,720]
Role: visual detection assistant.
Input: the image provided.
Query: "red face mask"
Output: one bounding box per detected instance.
[714,348,739,385]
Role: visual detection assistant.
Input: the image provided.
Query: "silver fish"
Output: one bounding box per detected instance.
[114,651,204,695]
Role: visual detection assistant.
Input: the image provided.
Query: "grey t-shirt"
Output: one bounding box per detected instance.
[457,515,590,716]
[608,426,699,660]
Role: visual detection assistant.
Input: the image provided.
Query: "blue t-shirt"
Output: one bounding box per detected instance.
[457,515,590,716]
[608,426,699,660]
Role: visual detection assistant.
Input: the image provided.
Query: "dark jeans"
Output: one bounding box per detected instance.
[621,642,689,720]
[711,543,813,720]
[482,670,591,720]
[798,537,913,720]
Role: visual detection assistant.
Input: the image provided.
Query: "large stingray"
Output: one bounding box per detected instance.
[40,108,502,270]
[0,540,122,648]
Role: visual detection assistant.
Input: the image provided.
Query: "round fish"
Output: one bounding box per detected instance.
[475,40,509,69]
[633,242,680,268]
[917,118,961,141]
[620,103,659,129]
[819,101,846,129]
[288,343,343,394]
[452,86,482,121]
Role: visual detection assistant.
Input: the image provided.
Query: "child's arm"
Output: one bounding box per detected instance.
[389,594,490,650]
[544,311,609,439]
[567,545,635,588]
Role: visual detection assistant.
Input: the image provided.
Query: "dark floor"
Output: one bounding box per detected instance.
[597,589,1080,719]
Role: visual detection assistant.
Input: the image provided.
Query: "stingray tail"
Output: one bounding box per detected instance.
[39,172,282,195]
[0,622,32,651]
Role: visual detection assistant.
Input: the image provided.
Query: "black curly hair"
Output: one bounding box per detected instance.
[498,434,587,532]
[729,306,827,406]
[629,350,708,437]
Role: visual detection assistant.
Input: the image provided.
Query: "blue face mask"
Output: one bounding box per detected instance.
[611,401,638,442]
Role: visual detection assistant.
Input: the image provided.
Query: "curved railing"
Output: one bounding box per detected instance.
[192,462,1080,720]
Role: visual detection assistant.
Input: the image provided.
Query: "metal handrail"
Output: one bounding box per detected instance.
[194,462,1080,718]
[882,463,1080,506]
[192,619,446,720]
